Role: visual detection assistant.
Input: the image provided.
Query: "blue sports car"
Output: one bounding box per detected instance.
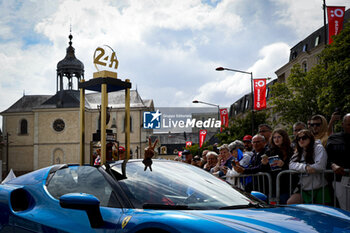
[1,159,350,232]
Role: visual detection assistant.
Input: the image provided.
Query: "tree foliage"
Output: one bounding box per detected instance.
[184,141,214,157]
[317,21,350,116]
[270,21,350,124]
[215,111,270,144]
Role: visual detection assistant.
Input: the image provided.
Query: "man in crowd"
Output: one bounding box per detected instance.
[293,122,306,136]
[191,155,202,167]
[328,111,342,136]
[258,124,272,143]
[200,150,209,168]
[233,134,270,175]
[182,150,193,164]
[242,135,253,152]
[291,122,306,150]
[326,113,350,210]
[234,134,270,193]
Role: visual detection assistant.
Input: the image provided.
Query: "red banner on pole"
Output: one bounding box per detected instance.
[253,79,266,111]
[185,141,192,148]
[327,6,345,44]
[199,129,207,148]
[220,108,229,132]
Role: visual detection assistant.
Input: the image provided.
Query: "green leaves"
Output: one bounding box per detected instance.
[270,21,350,124]
[215,111,269,144]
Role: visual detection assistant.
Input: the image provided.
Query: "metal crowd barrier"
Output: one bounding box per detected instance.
[227,172,272,202]
[276,169,350,209]
[226,169,350,210]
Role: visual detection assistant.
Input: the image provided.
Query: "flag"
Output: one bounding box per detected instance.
[185,141,192,148]
[253,79,267,110]
[199,129,207,148]
[220,108,229,131]
[327,6,345,44]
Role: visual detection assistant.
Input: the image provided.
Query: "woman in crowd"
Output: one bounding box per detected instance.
[263,128,295,204]
[309,114,329,147]
[203,151,218,172]
[287,129,331,205]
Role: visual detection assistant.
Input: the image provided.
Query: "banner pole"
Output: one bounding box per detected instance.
[323,0,327,45]
[79,80,85,165]
[101,83,107,165]
[250,72,254,135]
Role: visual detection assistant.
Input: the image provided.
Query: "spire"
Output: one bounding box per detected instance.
[69,34,73,46]
[69,23,73,46]
[56,30,84,93]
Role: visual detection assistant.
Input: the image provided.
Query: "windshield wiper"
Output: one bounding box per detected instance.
[143,203,192,210]
[219,202,265,210]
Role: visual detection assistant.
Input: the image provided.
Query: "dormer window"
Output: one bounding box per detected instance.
[302,44,308,52]
[245,99,249,110]
[315,36,320,46]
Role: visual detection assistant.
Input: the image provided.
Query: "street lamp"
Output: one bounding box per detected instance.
[192,100,220,120]
[216,66,255,135]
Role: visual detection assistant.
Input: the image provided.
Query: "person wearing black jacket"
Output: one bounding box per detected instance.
[234,134,270,194]
[326,113,350,210]
[265,128,295,204]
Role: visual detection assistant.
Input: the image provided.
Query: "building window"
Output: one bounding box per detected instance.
[245,99,249,110]
[266,87,270,100]
[20,119,28,135]
[123,116,133,132]
[315,36,320,46]
[53,119,65,132]
[302,44,308,52]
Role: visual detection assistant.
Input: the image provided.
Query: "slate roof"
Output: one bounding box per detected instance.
[1,90,152,114]
[289,9,350,62]
[1,95,51,113]
[40,90,81,109]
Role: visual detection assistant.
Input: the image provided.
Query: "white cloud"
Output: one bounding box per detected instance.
[193,42,290,107]
[273,0,350,40]
[1,0,349,130]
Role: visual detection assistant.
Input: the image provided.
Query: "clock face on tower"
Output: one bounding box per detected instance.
[53,119,65,132]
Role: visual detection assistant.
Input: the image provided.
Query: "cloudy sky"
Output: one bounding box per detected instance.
[1,0,349,130]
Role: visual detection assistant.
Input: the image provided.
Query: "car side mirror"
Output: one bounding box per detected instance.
[250,191,267,202]
[59,193,104,228]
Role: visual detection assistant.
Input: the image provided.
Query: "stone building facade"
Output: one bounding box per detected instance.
[1,35,153,174]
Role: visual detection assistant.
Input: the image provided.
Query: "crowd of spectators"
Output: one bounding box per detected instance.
[175,112,350,209]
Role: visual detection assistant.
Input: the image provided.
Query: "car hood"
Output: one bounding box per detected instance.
[186,205,350,232]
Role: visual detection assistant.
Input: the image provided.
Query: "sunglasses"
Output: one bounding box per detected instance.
[297,135,309,141]
[310,123,321,127]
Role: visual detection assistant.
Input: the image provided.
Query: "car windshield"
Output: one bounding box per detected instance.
[110,160,255,210]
